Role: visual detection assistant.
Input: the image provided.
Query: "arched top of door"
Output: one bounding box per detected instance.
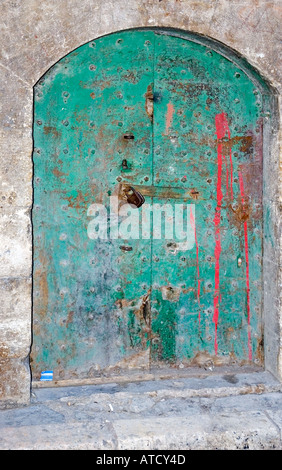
[34,27,273,97]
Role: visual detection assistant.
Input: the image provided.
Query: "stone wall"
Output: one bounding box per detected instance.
[0,0,281,407]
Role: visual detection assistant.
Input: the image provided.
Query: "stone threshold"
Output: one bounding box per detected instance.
[32,367,282,399]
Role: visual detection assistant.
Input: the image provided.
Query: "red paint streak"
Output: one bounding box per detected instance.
[190,206,201,325]
[165,102,174,134]
[238,171,252,361]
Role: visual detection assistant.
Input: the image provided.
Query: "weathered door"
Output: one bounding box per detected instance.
[31,30,266,381]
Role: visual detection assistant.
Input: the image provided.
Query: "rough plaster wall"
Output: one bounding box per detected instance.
[0,0,281,407]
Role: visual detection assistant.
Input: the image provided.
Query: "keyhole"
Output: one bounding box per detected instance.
[122,159,129,169]
[123,133,134,140]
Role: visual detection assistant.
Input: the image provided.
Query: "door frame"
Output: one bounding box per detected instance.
[31,27,280,387]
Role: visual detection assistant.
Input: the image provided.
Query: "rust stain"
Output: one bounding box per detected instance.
[38,271,48,317]
[161,285,181,302]
[121,70,141,84]
[181,132,253,154]
[115,291,151,350]
[115,298,134,309]
[165,102,174,134]
[190,351,233,368]
[95,125,117,159]
[256,333,264,366]
[82,79,112,91]
[108,349,150,371]
[43,126,61,138]
[132,184,191,200]
[190,188,200,200]
[220,135,253,154]
[52,167,68,178]
[134,289,151,324]
[182,286,195,294]
[145,84,154,121]
[230,201,250,222]
[66,311,74,327]
[227,196,251,229]
[236,121,263,220]
[63,190,89,210]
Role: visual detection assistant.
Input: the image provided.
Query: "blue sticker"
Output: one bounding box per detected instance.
[40,370,53,381]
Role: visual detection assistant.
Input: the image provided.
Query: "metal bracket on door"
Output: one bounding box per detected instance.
[145,84,154,121]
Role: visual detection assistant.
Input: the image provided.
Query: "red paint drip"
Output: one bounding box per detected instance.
[165,102,174,135]
[190,206,201,325]
[238,171,252,361]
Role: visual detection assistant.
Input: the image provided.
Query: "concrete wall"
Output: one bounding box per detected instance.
[0,0,281,407]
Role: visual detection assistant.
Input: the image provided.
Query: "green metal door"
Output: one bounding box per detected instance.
[31,29,267,381]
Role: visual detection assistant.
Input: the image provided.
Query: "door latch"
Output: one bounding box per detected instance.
[123,132,135,140]
[119,183,145,208]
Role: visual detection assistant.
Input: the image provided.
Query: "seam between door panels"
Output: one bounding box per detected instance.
[148,31,156,369]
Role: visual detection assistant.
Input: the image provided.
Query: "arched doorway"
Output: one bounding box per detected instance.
[31,28,271,382]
